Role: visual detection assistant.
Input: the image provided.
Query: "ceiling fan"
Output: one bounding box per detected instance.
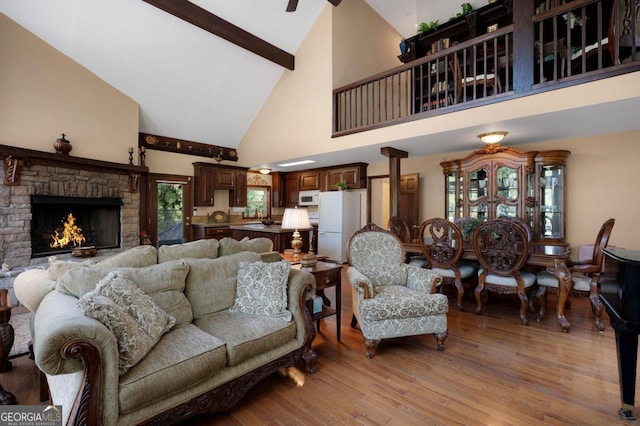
[286,0,342,12]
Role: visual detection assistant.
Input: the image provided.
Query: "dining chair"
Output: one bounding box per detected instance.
[418,218,476,311]
[609,0,640,65]
[388,216,426,267]
[535,218,615,332]
[472,218,536,325]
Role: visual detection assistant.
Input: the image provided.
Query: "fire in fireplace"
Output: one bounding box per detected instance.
[31,196,122,258]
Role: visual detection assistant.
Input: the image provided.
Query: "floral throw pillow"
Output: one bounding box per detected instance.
[77,271,176,375]
[230,260,292,321]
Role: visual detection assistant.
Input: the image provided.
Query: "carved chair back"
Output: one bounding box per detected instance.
[418,218,464,269]
[472,218,531,277]
[387,216,412,243]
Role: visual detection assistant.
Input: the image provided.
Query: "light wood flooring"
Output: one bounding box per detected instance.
[4,266,639,425]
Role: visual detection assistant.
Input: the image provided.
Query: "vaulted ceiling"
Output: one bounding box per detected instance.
[2,0,640,171]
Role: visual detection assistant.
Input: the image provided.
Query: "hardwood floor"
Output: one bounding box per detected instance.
[5,266,638,425]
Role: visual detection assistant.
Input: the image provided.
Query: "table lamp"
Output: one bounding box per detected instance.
[281,207,311,260]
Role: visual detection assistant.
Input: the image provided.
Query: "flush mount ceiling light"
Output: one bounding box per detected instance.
[478,131,508,144]
[258,168,271,175]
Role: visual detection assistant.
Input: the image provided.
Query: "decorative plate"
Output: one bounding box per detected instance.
[212,210,228,223]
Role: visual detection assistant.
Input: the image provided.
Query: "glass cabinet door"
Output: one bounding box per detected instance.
[495,165,518,218]
[467,169,489,221]
[539,164,565,240]
[445,172,459,221]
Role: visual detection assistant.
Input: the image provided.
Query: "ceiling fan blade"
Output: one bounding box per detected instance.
[286,0,298,12]
[327,0,342,6]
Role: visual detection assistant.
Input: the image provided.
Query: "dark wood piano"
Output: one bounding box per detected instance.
[600,248,640,420]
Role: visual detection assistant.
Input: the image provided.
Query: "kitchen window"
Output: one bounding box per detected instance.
[243,186,271,219]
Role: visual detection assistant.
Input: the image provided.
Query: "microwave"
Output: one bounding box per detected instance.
[299,190,320,206]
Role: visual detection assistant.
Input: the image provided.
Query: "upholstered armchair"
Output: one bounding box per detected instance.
[347,224,449,359]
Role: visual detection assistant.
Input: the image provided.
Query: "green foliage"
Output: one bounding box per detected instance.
[335,181,348,190]
[417,20,439,33]
[450,3,474,20]
[461,217,484,239]
[157,183,183,234]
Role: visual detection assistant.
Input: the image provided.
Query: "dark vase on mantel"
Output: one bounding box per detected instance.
[54,133,72,155]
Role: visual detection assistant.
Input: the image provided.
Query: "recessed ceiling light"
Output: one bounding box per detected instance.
[277,160,315,167]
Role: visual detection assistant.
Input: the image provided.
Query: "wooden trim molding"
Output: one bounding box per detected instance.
[139,133,238,162]
[0,145,148,192]
[142,0,295,70]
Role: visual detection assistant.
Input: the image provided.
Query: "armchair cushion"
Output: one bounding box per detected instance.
[360,285,449,321]
[77,272,176,375]
[230,260,292,322]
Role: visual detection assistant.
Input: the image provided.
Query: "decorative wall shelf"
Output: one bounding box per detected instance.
[139,133,238,162]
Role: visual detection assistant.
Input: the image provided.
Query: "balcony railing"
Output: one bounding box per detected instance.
[333,0,639,136]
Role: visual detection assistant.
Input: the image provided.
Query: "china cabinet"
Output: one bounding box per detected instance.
[441,144,569,245]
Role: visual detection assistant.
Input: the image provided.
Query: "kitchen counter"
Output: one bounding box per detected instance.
[228,224,314,234]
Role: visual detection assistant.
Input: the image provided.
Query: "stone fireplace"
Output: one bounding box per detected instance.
[31,195,122,258]
[0,145,147,269]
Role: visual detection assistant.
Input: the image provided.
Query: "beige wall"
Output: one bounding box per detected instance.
[332,0,404,88]
[0,14,138,163]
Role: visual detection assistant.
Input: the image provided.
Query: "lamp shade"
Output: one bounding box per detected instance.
[281,207,311,230]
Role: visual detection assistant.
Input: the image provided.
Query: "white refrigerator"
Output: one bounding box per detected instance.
[318,191,361,263]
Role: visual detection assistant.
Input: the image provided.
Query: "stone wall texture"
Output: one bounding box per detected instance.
[0,164,140,269]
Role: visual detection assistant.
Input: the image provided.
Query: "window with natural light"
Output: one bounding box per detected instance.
[243,186,270,219]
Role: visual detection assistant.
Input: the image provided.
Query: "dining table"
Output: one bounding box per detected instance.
[403,242,574,332]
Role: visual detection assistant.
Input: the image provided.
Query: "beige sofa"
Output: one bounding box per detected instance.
[14,238,318,426]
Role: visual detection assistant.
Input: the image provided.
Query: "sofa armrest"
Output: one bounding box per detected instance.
[406,265,442,294]
[13,268,53,312]
[285,268,317,372]
[34,290,120,426]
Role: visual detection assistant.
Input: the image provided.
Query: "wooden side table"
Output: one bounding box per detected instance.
[301,261,342,341]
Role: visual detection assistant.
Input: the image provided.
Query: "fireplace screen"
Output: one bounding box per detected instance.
[31,196,122,258]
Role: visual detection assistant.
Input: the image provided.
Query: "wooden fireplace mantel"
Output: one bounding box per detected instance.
[0,144,149,192]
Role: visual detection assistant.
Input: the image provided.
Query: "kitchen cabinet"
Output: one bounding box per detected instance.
[193,163,216,206]
[192,225,231,241]
[327,164,367,189]
[271,172,285,207]
[214,169,235,190]
[441,144,569,245]
[299,171,320,190]
[285,173,300,207]
[231,170,247,207]
[192,163,248,207]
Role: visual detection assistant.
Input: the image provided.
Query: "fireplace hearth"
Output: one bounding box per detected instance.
[31,196,122,258]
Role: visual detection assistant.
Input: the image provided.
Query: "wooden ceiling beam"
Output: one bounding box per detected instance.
[143,0,295,70]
